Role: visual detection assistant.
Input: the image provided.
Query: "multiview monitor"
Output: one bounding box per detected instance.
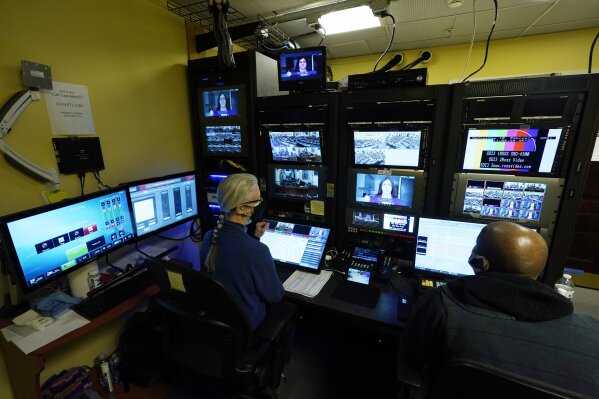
[267,129,323,163]
[451,173,564,229]
[260,218,330,271]
[353,127,425,169]
[0,188,135,294]
[127,172,198,238]
[414,217,487,278]
[203,125,244,156]
[199,86,242,118]
[278,46,327,92]
[267,164,326,202]
[461,126,567,175]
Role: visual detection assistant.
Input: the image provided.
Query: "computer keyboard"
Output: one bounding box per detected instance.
[72,267,153,319]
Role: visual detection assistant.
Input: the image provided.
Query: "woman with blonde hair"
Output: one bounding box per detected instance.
[200,173,283,329]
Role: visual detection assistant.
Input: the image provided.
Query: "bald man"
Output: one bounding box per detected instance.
[400,222,599,397]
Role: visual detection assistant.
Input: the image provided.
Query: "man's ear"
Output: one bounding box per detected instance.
[480,256,490,272]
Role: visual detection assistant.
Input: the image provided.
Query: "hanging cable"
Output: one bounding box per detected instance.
[78,172,86,196]
[458,0,478,82]
[190,218,203,243]
[318,26,327,46]
[588,30,599,73]
[373,12,396,72]
[462,0,498,82]
[93,171,111,190]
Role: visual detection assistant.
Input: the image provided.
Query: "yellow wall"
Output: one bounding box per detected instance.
[329,28,599,84]
[0,1,190,398]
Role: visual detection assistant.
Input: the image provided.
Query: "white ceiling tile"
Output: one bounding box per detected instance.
[534,0,599,25]
[526,18,599,35]
[327,41,373,58]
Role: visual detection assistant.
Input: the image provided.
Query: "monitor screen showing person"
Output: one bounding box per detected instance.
[201,88,240,118]
[354,173,415,208]
[273,168,320,200]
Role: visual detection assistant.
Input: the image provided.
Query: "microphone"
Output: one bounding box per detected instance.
[399,50,432,71]
[378,53,404,72]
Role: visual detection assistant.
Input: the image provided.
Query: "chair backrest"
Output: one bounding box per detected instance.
[428,359,577,399]
[146,258,253,379]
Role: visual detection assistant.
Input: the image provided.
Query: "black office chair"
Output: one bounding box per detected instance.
[397,358,580,399]
[147,260,297,399]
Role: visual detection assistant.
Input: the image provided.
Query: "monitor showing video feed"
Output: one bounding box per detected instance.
[204,125,243,155]
[351,210,381,228]
[353,128,423,168]
[268,165,325,201]
[0,188,135,294]
[415,218,487,277]
[268,129,323,163]
[355,173,415,208]
[260,219,330,271]
[382,213,416,234]
[127,172,198,238]
[278,46,327,92]
[200,86,241,118]
[462,126,566,175]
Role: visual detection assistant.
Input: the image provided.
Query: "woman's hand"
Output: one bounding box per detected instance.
[254,221,270,238]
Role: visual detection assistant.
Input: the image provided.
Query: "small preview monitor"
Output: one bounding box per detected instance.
[260,219,330,271]
[414,218,487,278]
[353,128,424,168]
[199,86,241,118]
[382,213,416,234]
[127,172,198,238]
[267,164,325,201]
[462,126,566,175]
[0,188,135,294]
[350,209,381,228]
[203,125,244,156]
[278,46,327,92]
[354,172,415,209]
[268,129,323,163]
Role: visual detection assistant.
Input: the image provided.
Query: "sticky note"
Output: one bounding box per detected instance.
[167,270,186,292]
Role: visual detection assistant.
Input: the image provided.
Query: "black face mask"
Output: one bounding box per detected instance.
[252,200,266,221]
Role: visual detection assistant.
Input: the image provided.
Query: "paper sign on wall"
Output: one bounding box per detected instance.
[44,81,96,136]
[592,134,599,162]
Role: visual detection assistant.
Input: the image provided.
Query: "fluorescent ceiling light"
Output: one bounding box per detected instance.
[318,6,381,35]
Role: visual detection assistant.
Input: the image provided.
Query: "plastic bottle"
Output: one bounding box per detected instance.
[554,273,575,299]
[88,270,101,291]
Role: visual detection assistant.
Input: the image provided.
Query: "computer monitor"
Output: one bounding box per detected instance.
[450,173,564,229]
[126,172,198,238]
[277,46,327,92]
[461,125,568,175]
[199,86,242,118]
[0,188,135,294]
[267,128,323,163]
[267,164,327,202]
[352,127,425,169]
[203,125,245,156]
[414,218,487,278]
[260,219,330,271]
[346,208,417,235]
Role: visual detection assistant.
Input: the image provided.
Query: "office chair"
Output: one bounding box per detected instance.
[147,260,297,399]
[397,358,578,399]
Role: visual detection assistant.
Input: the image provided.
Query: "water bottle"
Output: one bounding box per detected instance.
[554,273,575,299]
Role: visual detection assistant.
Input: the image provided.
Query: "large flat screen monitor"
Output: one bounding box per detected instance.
[461,126,568,175]
[267,164,326,202]
[414,218,487,278]
[199,86,242,118]
[127,172,198,238]
[451,173,564,230]
[0,188,135,294]
[267,128,323,163]
[353,127,425,169]
[278,46,327,92]
[260,219,330,271]
[203,125,244,156]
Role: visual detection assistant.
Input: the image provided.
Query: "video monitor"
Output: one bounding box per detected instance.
[268,129,323,163]
[199,86,241,118]
[382,213,416,234]
[451,173,564,229]
[353,128,425,168]
[203,125,244,156]
[126,172,198,238]
[260,219,330,271]
[414,218,487,278]
[462,126,567,175]
[350,209,381,228]
[0,188,135,294]
[278,46,327,92]
[267,164,326,202]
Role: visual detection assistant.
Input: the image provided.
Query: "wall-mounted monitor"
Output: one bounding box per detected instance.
[0,188,135,294]
[202,125,244,156]
[450,173,564,233]
[461,125,569,176]
[347,168,426,213]
[415,217,487,278]
[126,172,198,238]
[277,46,327,92]
[199,86,243,118]
[267,128,323,163]
[352,127,426,169]
[267,164,327,202]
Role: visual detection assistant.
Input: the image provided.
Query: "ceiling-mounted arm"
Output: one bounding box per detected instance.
[0,90,61,191]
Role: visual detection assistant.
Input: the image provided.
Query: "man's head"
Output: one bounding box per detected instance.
[468,221,548,279]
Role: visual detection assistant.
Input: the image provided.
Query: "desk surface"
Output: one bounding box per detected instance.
[277,268,404,333]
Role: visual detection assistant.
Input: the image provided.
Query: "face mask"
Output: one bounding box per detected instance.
[252,201,266,221]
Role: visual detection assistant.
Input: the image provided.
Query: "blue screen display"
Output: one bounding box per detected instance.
[5,189,135,291]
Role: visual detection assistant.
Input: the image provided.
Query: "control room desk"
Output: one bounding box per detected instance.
[0,285,159,399]
[277,269,405,335]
